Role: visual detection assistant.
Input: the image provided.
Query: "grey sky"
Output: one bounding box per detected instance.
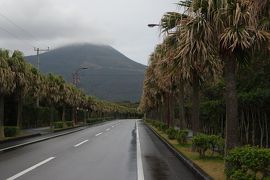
[0,0,177,65]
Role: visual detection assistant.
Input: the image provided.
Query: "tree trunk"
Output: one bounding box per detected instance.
[191,72,200,135]
[265,113,268,148]
[0,95,5,139]
[50,106,54,128]
[179,83,185,129]
[72,107,76,126]
[166,93,171,127]
[169,93,175,127]
[62,106,66,122]
[224,56,240,155]
[16,94,23,128]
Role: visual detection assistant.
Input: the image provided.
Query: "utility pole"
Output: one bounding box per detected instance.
[72,67,88,87]
[34,47,50,107]
[34,47,50,71]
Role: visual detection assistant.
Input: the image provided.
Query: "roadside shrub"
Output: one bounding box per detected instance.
[4,126,19,137]
[53,122,64,129]
[192,134,225,158]
[87,117,104,124]
[65,121,73,127]
[176,130,189,144]
[192,134,210,158]
[225,146,270,180]
[158,123,169,132]
[166,128,177,140]
[209,135,224,156]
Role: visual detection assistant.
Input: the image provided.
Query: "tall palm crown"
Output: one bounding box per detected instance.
[0,50,15,94]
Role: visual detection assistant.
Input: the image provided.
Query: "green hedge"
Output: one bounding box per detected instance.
[4,126,19,137]
[65,121,73,127]
[86,117,114,124]
[53,122,64,129]
[226,146,270,180]
[192,134,224,158]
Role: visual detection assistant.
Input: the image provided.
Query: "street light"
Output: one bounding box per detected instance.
[72,67,88,87]
[147,24,160,28]
[72,67,88,125]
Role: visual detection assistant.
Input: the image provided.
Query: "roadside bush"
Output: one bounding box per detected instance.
[209,135,224,156]
[4,126,19,137]
[53,122,64,129]
[65,121,73,127]
[166,128,177,140]
[192,134,210,158]
[176,130,189,144]
[192,134,225,158]
[158,123,169,132]
[225,146,270,180]
[87,117,103,124]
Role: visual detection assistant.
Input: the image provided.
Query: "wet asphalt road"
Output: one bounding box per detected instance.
[0,119,197,180]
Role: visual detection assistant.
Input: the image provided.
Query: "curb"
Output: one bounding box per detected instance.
[145,123,213,180]
[0,126,88,153]
[0,133,42,143]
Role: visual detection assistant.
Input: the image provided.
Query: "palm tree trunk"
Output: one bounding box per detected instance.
[224,56,240,155]
[166,93,171,127]
[0,95,5,138]
[179,83,185,129]
[16,94,23,128]
[50,106,54,129]
[72,107,76,126]
[191,72,200,135]
[62,106,66,122]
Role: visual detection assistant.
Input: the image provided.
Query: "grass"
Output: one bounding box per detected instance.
[150,125,226,180]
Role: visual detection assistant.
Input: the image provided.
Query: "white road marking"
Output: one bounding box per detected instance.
[136,120,144,180]
[6,157,55,180]
[112,126,115,128]
[95,132,103,136]
[106,128,110,131]
[74,140,89,147]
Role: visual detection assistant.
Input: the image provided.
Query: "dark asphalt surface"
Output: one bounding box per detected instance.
[0,119,197,180]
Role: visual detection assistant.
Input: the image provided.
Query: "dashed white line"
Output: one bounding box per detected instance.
[74,140,89,147]
[95,132,103,136]
[136,120,144,180]
[6,157,55,180]
[106,128,110,131]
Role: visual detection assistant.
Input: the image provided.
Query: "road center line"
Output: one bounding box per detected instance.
[136,120,145,180]
[95,132,103,136]
[74,140,89,147]
[106,128,110,131]
[6,157,55,180]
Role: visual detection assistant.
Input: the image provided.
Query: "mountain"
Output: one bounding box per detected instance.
[25,43,146,102]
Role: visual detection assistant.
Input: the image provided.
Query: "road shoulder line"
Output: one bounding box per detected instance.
[136,120,144,180]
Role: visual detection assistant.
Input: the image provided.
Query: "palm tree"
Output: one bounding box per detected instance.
[0,49,15,138]
[8,51,32,128]
[44,74,62,126]
[179,0,270,153]
[160,8,221,134]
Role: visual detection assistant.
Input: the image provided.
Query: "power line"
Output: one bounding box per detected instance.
[0,10,49,48]
[0,26,35,48]
[0,12,38,41]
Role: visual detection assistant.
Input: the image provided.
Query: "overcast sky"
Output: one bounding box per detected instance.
[0,0,178,65]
